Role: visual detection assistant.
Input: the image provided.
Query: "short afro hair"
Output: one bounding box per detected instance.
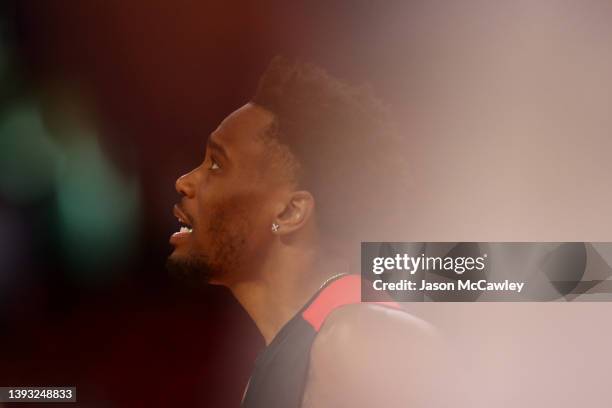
[252,56,412,248]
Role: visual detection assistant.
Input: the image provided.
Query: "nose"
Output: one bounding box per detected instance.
[175,168,197,198]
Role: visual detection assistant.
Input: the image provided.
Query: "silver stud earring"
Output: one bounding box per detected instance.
[271,223,280,232]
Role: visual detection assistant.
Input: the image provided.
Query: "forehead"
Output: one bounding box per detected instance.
[209,102,274,157]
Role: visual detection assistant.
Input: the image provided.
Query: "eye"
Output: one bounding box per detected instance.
[209,158,221,171]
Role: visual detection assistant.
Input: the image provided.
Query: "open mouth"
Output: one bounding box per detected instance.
[177,223,193,234]
[171,205,194,243]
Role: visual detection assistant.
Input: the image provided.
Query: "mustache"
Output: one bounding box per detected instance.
[175,202,195,227]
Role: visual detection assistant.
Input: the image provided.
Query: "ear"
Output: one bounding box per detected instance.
[273,190,315,235]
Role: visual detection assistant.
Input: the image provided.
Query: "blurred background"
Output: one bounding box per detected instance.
[0,0,611,407]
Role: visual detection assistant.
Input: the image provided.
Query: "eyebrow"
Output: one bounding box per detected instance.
[207,137,229,160]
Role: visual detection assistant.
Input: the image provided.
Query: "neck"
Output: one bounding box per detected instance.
[226,245,348,345]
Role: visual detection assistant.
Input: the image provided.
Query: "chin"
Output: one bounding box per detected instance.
[168,247,184,259]
[166,249,218,286]
[169,243,194,259]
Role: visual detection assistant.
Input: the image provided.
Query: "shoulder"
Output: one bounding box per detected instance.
[301,303,446,407]
[312,303,438,355]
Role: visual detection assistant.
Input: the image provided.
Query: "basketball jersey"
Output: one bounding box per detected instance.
[240,274,401,408]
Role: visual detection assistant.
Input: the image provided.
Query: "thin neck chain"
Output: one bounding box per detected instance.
[318,272,349,291]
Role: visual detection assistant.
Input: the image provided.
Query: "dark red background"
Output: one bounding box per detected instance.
[0,1,412,406]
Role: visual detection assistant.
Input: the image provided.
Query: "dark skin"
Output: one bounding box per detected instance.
[169,103,443,407]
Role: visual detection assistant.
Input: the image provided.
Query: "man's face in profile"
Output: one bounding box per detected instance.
[167,103,291,283]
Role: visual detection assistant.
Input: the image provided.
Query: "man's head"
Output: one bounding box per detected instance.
[167,57,409,284]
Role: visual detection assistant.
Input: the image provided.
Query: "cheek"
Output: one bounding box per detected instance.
[199,189,273,240]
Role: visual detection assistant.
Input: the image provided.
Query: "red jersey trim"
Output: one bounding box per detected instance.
[301,274,402,332]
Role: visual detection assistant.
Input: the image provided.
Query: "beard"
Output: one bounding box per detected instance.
[166,197,251,286]
[166,252,216,286]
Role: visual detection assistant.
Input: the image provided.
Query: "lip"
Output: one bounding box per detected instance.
[170,204,193,246]
[169,228,191,245]
[173,204,192,227]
